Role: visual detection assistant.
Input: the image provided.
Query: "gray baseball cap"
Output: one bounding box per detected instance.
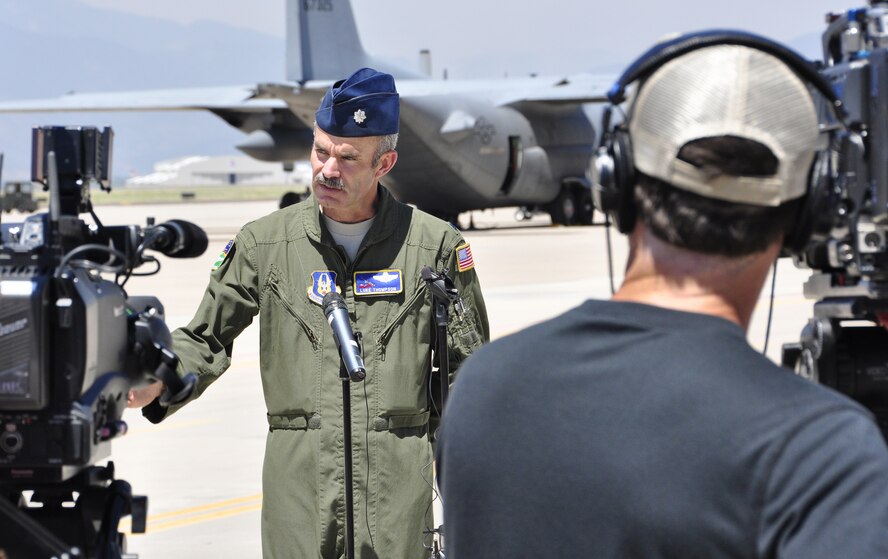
[628,44,822,206]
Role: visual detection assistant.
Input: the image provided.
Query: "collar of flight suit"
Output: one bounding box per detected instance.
[303,184,404,252]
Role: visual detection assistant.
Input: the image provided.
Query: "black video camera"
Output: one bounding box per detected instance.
[784,3,888,435]
[0,126,204,556]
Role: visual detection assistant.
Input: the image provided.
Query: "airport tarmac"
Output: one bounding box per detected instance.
[12,199,820,557]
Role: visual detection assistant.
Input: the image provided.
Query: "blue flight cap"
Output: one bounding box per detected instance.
[315,67,400,137]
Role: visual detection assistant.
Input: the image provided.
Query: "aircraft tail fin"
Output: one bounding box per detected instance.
[287,0,423,82]
[286,0,370,82]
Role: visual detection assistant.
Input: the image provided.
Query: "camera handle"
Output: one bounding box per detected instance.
[155,348,198,408]
[130,306,198,407]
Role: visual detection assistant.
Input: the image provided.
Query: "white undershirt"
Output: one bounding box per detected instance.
[322,215,375,262]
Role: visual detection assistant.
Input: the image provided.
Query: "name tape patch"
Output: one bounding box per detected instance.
[354,270,403,296]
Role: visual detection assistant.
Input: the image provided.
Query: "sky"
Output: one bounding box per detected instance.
[0,0,861,178]
[78,0,849,76]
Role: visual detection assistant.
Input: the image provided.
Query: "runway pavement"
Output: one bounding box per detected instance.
[12,200,820,557]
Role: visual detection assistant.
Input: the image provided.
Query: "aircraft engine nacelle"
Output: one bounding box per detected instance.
[235,126,314,164]
[395,95,558,215]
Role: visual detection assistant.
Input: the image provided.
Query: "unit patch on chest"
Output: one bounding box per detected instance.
[307,271,341,305]
[354,270,403,296]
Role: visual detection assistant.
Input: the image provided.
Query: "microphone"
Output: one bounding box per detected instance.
[421,266,465,317]
[145,219,208,258]
[322,292,366,382]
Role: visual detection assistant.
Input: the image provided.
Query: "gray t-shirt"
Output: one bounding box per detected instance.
[322,214,375,262]
[438,300,888,558]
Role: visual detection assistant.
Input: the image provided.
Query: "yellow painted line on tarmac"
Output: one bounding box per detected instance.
[120,493,263,534]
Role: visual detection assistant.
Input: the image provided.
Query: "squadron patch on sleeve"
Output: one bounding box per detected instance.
[212,240,235,271]
[307,271,341,305]
[455,243,475,272]
[354,270,403,296]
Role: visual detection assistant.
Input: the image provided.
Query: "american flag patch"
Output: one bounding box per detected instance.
[456,243,475,272]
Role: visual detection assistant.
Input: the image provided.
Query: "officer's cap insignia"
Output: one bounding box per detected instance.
[456,243,475,272]
[353,109,367,124]
[307,271,341,305]
[354,270,403,296]
[212,240,234,271]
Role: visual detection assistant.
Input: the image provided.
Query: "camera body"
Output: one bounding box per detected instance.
[784,3,888,433]
[0,126,199,483]
[795,3,888,293]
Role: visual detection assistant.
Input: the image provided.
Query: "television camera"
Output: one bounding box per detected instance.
[783,2,888,436]
[0,126,203,557]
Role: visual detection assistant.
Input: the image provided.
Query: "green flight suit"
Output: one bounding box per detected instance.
[143,186,489,558]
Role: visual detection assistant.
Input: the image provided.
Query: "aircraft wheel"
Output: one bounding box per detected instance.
[548,188,577,225]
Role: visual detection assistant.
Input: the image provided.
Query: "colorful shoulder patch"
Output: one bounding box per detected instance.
[212,240,235,271]
[307,271,341,305]
[455,243,475,272]
[354,270,403,296]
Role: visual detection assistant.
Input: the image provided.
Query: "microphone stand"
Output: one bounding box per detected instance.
[323,291,365,559]
[340,354,358,559]
[421,267,465,416]
[420,267,464,559]
[433,297,450,415]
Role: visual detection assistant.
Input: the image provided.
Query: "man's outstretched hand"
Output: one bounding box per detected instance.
[127,382,165,408]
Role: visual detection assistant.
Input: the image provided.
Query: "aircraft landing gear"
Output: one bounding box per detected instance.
[515,207,534,221]
[576,189,594,226]
[547,187,577,225]
[546,183,594,226]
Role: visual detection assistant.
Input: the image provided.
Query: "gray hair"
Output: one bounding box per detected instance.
[372,133,399,167]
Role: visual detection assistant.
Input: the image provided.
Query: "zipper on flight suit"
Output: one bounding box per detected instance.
[266,280,319,348]
[377,282,427,361]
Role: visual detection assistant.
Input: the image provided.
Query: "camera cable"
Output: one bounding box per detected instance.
[761,258,779,356]
[421,361,445,556]
[361,379,376,552]
[54,243,128,278]
[604,215,616,295]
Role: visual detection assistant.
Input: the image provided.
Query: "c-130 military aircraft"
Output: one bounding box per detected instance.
[0,0,612,226]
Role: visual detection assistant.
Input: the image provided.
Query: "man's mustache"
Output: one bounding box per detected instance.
[314,173,343,190]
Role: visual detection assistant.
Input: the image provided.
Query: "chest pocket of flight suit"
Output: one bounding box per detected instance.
[374,280,433,422]
[261,264,321,417]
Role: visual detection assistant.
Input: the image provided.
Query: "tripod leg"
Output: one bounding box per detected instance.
[95,479,134,559]
[0,489,74,557]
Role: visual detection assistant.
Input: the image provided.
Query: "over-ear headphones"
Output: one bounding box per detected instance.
[590,29,850,252]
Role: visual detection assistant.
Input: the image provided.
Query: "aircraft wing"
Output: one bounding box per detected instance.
[497,74,614,106]
[0,81,338,144]
[394,73,615,107]
[0,85,291,113]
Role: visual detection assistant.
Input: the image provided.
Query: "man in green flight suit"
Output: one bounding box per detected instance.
[127,67,489,558]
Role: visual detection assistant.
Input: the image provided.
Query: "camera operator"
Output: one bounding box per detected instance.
[127,67,489,558]
[436,38,888,557]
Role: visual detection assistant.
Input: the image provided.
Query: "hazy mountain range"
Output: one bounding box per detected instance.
[0,0,283,182]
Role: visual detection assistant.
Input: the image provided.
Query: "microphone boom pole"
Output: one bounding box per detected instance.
[322,292,362,559]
